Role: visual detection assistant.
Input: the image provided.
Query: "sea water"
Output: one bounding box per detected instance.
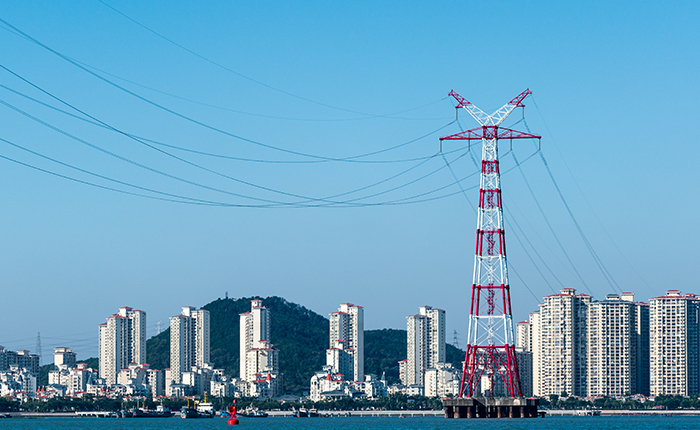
[0,416,695,430]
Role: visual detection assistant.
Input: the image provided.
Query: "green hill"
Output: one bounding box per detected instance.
[146,296,329,393]
[145,296,466,393]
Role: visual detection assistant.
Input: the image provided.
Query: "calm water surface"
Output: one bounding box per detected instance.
[0,416,697,430]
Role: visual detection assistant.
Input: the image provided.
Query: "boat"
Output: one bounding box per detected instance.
[180,396,215,419]
[292,407,318,418]
[237,407,268,418]
[130,405,174,418]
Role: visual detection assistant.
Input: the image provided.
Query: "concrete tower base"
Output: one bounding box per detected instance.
[442,397,542,418]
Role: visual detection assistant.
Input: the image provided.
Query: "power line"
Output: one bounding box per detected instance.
[94,0,441,120]
[72,58,452,122]
[537,152,623,294]
[0,80,459,165]
[530,97,657,296]
[520,117,623,294]
[0,136,255,206]
[0,98,310,205]
[0,62,456,165]
[0,93,476,208]
[510,151,592,291]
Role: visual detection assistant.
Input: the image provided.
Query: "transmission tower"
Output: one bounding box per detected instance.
[35,332,42,366]
[440,89,540,398]
[453,329,460,349]
[156,321,163,335]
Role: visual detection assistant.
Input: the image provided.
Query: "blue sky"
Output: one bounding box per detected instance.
[0,1,698,360]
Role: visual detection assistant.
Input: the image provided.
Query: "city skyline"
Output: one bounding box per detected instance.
[1,0,698,360]
[4,287,700,400]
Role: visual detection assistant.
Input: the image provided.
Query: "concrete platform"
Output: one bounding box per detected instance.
[442,397,541,418]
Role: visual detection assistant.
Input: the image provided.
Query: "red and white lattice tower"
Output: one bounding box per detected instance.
[440,89,540,398]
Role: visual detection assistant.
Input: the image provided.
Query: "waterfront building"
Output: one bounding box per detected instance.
[53,347,76,370]
[0,367,36,399]
[326,339,354,379]
[516,351,533,397]
[398,359,407,385]
[526,311,542,395]
[0,347,40,376]
[329,303,364,381]
[521,290,650,397]
[239,299,281,396]
[48,362,96,395]
[147,368,164,397]
[404,305,445,387]
[424,362,460,397]
[116,362,150,395]
[537,288,590,397]
[515,320,535,396]
[587,293,650,397]
[170,306,211,386]
[516,321,531,352]
[209,369,239,398]
[98,306,146,385]
[309,367,386,401]
[650,290,700,396]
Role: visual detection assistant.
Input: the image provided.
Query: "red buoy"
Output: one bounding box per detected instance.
[228,401,239,425]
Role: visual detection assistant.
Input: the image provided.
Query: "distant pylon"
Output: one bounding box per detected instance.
[156,321,163,335]
[440,89,540,398]
[35,332,42,366]
[453,330,460,349]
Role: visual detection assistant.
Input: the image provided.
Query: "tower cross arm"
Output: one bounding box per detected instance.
[489,89,532,126]
[440,126,541,141]
[449,90,491,126]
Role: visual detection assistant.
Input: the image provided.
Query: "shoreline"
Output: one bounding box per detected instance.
[4,409,700,418]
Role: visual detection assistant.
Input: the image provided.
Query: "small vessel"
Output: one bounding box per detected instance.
[292,407,307,417]
[180,396,215,419]
[237,407,268,418]
[130,408,174,418]
[292,407,318,418]
[126,400,174,418]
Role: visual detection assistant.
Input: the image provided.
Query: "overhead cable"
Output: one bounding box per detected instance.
[0,79,458,164]
[510,151,592,291]
[530,97,657,295]
[95,0,441,119]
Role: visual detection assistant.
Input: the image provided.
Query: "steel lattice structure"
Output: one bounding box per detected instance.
[440,89,540,398]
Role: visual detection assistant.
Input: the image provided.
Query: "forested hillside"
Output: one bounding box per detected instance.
[145,296,466,393]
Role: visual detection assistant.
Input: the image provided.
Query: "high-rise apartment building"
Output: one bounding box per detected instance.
[587,293,649,397]
[522,290,650,397]
[329,303,364,381]
[53,347,77,370]
[650,290,700,396]
[98,306,146,385]
[326,340,354,379]
[515,320,534,396]
[404,305,445,387]
[170,306,211,385]
[239,299,281,395]
[537,288,590,397]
